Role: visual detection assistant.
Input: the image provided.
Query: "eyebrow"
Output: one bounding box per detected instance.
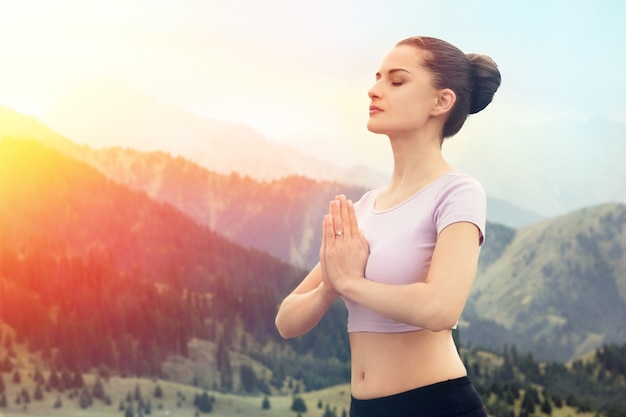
[375,68,412,79]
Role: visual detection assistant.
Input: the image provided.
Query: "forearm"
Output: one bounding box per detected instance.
[338,278,462,332]
[275,282,339,339]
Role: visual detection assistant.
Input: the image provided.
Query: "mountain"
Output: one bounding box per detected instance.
[0,137,301,294]
[63,146,367,269]
[38,77,387,190]
[0,137,348,385]
[81,147,545,267]
[464,203,626,361]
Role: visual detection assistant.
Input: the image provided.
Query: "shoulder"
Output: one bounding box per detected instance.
[442,171,484,189]
[432,171,487,243]
[436,171,487,203]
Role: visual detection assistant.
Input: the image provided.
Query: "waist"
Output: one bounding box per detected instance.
[350,376,486,417]
[349,330,467,399]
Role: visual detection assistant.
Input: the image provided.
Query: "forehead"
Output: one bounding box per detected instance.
[378,45,428,72]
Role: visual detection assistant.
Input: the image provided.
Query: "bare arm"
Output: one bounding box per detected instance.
[274,263,340,339]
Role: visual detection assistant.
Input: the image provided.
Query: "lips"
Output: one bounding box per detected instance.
[369,105,382,114]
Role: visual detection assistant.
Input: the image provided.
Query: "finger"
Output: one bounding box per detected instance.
[320,215,328,273]
[320,214,327,256]
[331,200,343,237]
[347,199,359,238]
[324,213,336,244]
[338,195,351,236]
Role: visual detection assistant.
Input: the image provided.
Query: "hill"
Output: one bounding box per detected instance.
[465,203,626,361]
[3,324,625,417]
[0,138,299,294]
[0,138,349,389]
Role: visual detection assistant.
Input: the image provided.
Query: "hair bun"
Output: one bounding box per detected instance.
[466,53,501,114]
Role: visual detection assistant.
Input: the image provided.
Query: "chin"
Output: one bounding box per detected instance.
[366,121,386,134]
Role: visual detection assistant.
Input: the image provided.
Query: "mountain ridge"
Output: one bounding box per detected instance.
[38,77,388,190]
[465,202,626,361]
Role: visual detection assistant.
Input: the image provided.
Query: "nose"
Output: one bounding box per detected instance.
[368,82,380,100]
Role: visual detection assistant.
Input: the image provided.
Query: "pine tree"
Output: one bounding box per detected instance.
[92,377,105,400]
[79,386,92,409]
[20,387,30,404]
[134,383,142,401]
[33,369,45,385]
[262,396,271,410]
[239,364,258,393]
[197,391,213,413]
[541,397,552,415]
[216,338,232,391]
[48,370,61,390]
[291,396,307,413]
[33,384,44,401]
[72,371,84,389]
[323,404,337,417]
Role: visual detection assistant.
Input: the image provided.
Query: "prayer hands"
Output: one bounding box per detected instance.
[320,195,369,295]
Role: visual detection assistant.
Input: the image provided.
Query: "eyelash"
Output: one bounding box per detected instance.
[391,82,403,86]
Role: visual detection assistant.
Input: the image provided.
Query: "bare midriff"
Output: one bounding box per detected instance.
[349,329,467,400]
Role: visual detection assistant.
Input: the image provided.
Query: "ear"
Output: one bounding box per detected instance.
[431,88,456,116]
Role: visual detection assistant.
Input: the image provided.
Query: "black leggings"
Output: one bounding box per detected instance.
[350,376,486,417]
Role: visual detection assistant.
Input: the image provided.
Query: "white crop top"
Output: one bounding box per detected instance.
[341,171,486,333]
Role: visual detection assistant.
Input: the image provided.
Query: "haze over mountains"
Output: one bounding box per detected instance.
[1,104,536,269]
[39,77,388,191]
[38,77,626,222]
[449,115,626,218]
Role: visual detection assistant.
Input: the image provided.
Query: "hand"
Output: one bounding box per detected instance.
[320,195,369,294]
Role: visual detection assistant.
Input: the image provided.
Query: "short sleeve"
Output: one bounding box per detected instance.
[433,175,487,245]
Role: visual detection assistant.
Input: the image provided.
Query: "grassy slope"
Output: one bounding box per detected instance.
[1,373,351,417]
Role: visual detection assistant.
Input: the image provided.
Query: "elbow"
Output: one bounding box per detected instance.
[274,313,298,340]
[426,316,460,332]
[419,300,463,332]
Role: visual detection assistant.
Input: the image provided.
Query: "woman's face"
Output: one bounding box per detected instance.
[367,45,441,136]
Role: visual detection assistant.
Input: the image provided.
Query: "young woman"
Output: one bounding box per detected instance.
[275,36,501,417]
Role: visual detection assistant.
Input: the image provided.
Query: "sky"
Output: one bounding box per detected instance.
[1,0,625,172]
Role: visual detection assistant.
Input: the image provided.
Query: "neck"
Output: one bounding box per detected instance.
[386,130,451,192]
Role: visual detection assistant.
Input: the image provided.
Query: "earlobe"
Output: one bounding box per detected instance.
[432,89,456,116]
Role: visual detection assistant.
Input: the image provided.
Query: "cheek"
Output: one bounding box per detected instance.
[395,98,423,121]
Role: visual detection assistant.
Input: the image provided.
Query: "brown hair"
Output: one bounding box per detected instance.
[396,36,501,138]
